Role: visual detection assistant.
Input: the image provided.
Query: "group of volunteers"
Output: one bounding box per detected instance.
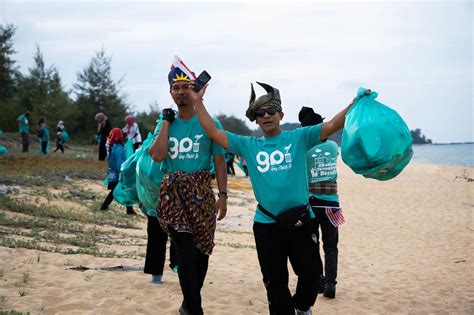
[17,54,368,314]
[124,56,364,315]
[16,111,70,154]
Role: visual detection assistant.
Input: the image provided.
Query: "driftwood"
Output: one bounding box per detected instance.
[68,264,144,272]
[454,175,474,182]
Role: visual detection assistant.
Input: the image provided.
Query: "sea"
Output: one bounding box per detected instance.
[411,143,474,167]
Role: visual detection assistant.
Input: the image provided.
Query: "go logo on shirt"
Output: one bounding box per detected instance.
[168,135,203,159]
[256,144,293,173]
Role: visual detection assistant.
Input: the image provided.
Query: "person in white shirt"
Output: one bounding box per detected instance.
[122,115,142,151]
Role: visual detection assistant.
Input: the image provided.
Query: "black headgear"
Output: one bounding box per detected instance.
[298,106,324,127]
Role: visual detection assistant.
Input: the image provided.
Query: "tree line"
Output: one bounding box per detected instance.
[0,23,155,142]
[0,23,431,144]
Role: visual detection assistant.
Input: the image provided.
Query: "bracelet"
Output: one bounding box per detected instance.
[217,192,228,198]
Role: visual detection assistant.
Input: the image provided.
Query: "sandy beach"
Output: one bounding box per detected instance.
[1,159,473,314]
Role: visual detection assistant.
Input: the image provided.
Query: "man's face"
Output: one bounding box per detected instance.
[170,81,191,107]
[255,105,284,134]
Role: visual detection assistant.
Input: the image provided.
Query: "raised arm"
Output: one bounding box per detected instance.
[148,109,175,162]
[321,89,371,140]
[190,85,229,149]
[148,122,169,162]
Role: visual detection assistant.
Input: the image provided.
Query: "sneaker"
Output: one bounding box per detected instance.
[151,274,163,284]
[296,308,313,315]
[323,282,336,299]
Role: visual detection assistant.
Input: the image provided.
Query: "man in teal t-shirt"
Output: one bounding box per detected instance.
[148,56,227,315]
[16,111,30,152]
[191,81,369,314]
[300,106,343,300]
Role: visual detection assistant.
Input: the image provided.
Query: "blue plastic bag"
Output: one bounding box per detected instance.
[341,88,413,181]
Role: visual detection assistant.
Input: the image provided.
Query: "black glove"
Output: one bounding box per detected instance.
[162,108,175,124]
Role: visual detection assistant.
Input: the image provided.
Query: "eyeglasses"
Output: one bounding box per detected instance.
[255,107,279,118]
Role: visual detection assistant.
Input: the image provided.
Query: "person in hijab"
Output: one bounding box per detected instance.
[56,120,70,144]
[122,115,142,152]
[95,113,112,161]
[100,128,136,215]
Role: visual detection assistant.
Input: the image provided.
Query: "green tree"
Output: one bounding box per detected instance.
[134,100,161,137]
[73,48,128,138]
[215,114,253,136]
[0,23,20,100]
[0,23,22,132]
[17,45,72,133]
[410,128,432,144]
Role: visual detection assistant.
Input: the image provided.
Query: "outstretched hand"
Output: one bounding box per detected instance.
[188,82,209,105]
[351,88,372,105]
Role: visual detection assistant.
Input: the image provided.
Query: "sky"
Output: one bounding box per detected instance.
[1,0,472,143]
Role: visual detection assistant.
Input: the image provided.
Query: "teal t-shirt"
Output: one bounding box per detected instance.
[307,140,339,202]
[226,124,323,223]
[161,114,225,173]
[40,127,49,142]
[18,114,29,133]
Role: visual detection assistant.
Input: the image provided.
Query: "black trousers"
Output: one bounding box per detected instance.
[98,142,107,161]
[310,197,339,285]
[253,221,321,314]
[169,228,209,315]
[144,215,177,275]
[40,141,47,154]
[54,144,64,153]
[133,142,141,152]
[21,132,29,152]
[100,181,133,213]
[226,162,235,175]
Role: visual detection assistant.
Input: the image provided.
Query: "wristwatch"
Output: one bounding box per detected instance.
[217,192,228,198]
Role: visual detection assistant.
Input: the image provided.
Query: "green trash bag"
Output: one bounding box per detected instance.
[113,181,138,206]
[341,88,413,181]
[61,130,70,143]
[136,133,163,211]
[115,142,146,205]
[124,139,134,159]
[140,205,157,218]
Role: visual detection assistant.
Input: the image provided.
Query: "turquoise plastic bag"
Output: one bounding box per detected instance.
[0,146,8,155]
[124,139,134,159]
[136,133,163,211]
[341,88,413,181]
[113,181,138,206]
[113,142,145,206]
[61,130,70,143]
